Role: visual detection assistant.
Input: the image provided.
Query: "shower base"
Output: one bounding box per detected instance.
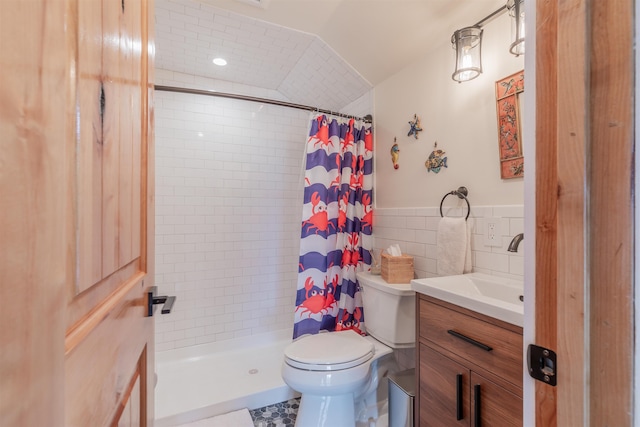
[154,329,298,427]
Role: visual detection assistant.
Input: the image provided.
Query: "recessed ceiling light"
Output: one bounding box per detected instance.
[213,58,227,66]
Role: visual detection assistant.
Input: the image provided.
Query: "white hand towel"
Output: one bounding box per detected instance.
[463,219,472,274]
[437,217,472,276]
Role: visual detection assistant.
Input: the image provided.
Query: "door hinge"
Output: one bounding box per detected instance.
[527,344,557,386]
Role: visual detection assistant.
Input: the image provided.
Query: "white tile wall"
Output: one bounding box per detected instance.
[156,0,314,90]
[340,90,374,119]
[155,0,372,111]
[375,204,524,372]
[277,38,373,111]
[154,82,312,351]
[156,69,290,101]
[374,205,525,280]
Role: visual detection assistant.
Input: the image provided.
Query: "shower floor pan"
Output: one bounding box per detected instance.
[154,329,298,427]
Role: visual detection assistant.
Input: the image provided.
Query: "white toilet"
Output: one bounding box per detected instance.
[282,272,415,427]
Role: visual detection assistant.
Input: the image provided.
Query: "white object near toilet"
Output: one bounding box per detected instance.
[281,272,415,427]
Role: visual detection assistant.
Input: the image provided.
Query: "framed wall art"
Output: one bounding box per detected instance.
[495,70,524,179]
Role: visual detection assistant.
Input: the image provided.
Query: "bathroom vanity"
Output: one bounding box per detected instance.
[411,274,524,426]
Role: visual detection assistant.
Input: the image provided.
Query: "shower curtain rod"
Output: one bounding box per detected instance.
[155,85,373,123]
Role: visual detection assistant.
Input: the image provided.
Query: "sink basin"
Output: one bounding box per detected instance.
[411,273,524,327]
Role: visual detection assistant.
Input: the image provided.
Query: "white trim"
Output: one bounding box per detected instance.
[522,0,537,425]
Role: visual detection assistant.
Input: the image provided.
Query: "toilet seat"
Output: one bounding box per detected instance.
[284,330,374,371]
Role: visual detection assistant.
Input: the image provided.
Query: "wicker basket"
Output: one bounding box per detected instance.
[381,253,414,283]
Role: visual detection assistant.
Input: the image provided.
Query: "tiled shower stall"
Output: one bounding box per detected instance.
[153,69,374,352]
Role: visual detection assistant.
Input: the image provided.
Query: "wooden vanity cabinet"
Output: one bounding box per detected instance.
[416,294,523,426]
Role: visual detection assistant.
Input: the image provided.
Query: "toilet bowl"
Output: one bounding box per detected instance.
[282,330,392,427]
[282,272,415,427]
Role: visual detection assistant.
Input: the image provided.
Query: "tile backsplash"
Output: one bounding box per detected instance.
[374,205,524,280]
[375,205,524,372]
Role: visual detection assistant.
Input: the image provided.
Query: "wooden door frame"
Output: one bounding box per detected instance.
[532,0,635,425]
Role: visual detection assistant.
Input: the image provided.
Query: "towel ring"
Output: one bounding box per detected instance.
[439,186,470,220]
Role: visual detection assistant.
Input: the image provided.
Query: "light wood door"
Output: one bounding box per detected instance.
[534,0,634,425]
[0,0,155,425]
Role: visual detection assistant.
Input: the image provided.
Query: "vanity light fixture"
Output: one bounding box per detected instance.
[451,26,483,83]
[507,0,525,56]
[212,57,227,66]
[451,0,526,83]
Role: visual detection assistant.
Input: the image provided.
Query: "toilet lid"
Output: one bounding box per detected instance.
[284,330,374,371]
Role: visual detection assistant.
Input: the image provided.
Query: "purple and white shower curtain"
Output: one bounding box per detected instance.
[293,114,373,339]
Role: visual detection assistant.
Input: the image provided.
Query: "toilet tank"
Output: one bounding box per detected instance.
[357,272,415,348]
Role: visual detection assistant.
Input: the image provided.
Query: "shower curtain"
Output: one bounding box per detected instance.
[293,114,373,339]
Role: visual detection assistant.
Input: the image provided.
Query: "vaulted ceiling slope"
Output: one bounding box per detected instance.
[155,0,505,110]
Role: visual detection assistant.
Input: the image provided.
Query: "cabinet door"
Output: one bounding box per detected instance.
[419,344,469,426]
[470,372,523,427]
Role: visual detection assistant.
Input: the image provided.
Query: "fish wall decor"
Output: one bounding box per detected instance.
[425,141,448,173]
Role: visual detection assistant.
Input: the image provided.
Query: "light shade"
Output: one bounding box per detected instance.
[507,0,525,56]
[451,27,483,83]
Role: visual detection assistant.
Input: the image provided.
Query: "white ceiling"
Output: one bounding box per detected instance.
[155,0,507,110]
[198,0,506,85]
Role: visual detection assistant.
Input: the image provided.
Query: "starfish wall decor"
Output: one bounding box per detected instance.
[407,114,423,139]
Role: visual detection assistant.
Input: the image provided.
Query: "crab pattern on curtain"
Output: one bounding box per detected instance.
[293,114,373,339]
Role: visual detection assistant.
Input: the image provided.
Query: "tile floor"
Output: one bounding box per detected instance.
[249,398,299,427]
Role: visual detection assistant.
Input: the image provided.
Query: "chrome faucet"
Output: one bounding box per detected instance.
[507,233,524,252]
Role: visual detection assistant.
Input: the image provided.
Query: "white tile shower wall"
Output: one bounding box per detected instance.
[156,69,291,102]
[339,90,374,119]
[277,38,373,111]
[155,0,372,111]
[155,0,315,90]
[374,206,524,280]
[154,87,310,351]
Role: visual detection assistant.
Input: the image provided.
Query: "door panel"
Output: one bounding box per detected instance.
[66,0,155,424]
[76,0,145,296]
[65,283,150,426]
[77,0,106,291]
[0,0,155,425]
